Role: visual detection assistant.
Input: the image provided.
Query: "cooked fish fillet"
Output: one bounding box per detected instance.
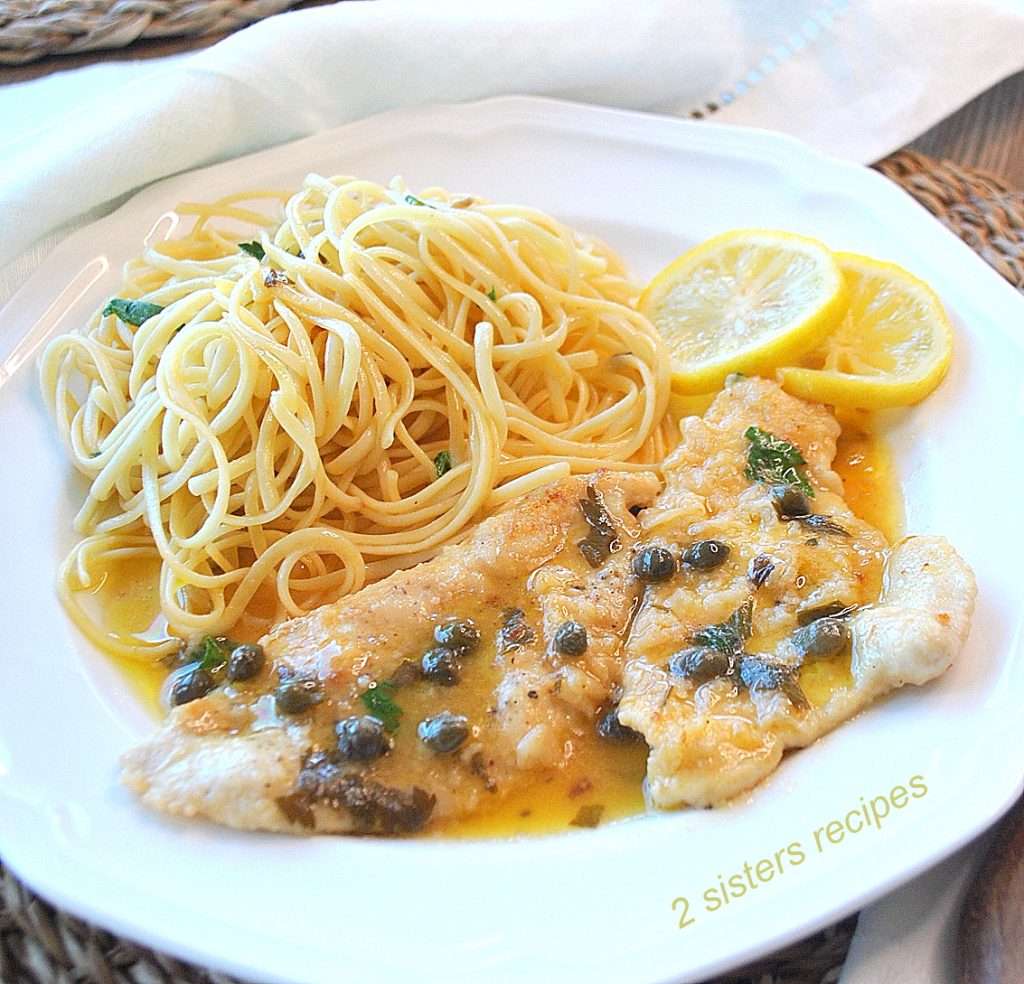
[617,377,976,808]
[121,471,659,834]
[121,376,976,834]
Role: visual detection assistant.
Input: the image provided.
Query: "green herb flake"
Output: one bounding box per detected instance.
[793,513,850,538]
[239,241,265,260]
[486,287,498,302]
[88,450,101,458]
[692,599,753,655]
[404,193,435,208]
[434,450,452,478]
[569,804,604,828]
[102,298,164,327]
[744,426,814,497]
[361,680,403,733]
[197,635,232,670]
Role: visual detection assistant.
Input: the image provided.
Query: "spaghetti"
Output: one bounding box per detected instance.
[41,176,672,661]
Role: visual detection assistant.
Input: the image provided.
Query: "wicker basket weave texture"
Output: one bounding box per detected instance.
[876,151,1024,290]
[0,150,1021,984]
[0,0,303,64]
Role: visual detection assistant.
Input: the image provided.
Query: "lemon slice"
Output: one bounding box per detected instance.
[777,252,953,408]
[639,229,848,393]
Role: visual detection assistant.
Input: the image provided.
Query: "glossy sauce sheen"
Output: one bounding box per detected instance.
[99,423,900,837]
[834,420,904,543]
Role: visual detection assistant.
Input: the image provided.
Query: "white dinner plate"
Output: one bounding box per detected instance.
[1,96,1022,984]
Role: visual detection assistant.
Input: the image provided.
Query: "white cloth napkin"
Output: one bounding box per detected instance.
[2,2,1023,981]
[840,835,995,984]
[3,0,1024,273]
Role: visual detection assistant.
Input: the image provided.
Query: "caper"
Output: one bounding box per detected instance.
[749,554,775,589]
[681,539,731,571]
[796,602,855,626]
[434,617,481,654]
[553,619,588,657]
[667,646,733,683]
[418,711,470,754]
[170,666,215,706]
[420,646,461,686]
[770,484,810,519]
[226,642,265,682]
[597,705,642,742]
[791,617,850,659]
[275,677,321,715]
[336,715,391,761]
[631,545,676,583]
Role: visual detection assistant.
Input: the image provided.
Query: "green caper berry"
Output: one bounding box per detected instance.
[418,711,470,755]
[749,554,775,589]
[796,602,855,626]
[336,715,391,761]
[681,539,731,571]
[434,618,481,654]
[770,484,810,519]
[420,646,461,686]
[792,617,850,659]
[667,646,733,683]
[275,678,320,715]
[553,620,588,657]
[226,642,265,682]
[170,666,215,705]
[597,705,642,741]
[631,545,676,583]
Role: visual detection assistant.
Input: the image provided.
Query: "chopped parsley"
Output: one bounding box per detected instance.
[102,298,164,326]
[744,426,814,497]
[196,635,232,670]
[404,193,434,208]
[239,241,265,260]
[692,599,753,655]
[361,681,403,733]
[486,287,498,302]
[434,450,452,478]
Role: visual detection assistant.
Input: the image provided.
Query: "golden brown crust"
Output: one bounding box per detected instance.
[121,470,659,834]
[618,379,975,809]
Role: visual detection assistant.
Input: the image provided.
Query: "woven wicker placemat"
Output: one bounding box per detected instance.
[1,150,1022,984]
[876,151,1024,291]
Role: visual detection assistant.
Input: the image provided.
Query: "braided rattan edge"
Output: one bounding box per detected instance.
[1,151,1021,984]
[0,0,306,65]
[876,150,1024,291]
